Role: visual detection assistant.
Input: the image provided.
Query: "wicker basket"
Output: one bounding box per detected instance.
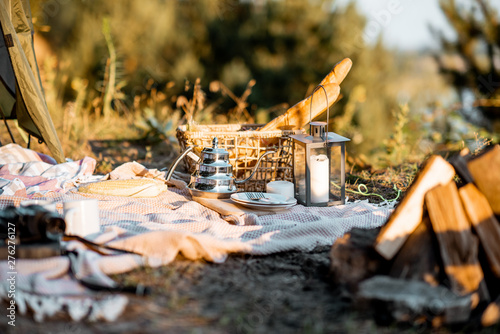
[176,124,305,192]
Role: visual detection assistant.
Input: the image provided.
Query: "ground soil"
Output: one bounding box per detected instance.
[1,139,498,334]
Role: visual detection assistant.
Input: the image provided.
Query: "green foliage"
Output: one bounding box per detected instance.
[101,17,118,120]
[34,1,397,118]
[435,0,500,130]
[134,108,179,144]
[382,104,410,166]
[37,1,356,106]
[29,0,455,166]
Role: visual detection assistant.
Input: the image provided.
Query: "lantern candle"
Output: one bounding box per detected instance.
[310,154,329,203]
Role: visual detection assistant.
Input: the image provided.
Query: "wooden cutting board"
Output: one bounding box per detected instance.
[193,197,290,218]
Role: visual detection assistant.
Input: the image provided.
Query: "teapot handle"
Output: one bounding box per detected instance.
[235,150,276,184]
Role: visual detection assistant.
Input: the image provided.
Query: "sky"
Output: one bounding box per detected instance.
[334,0,500,51]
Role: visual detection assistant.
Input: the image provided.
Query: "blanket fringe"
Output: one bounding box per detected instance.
[1,285,128,322]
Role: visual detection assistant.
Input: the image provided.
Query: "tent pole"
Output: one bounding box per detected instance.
[1,111,16,144]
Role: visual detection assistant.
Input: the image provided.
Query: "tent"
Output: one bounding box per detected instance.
[0,0,64,163]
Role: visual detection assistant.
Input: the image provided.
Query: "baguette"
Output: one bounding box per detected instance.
[259,83,340,131]
[319,58,353,86]
[259,58,352,131]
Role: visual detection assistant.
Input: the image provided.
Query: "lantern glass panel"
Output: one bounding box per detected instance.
[328,145,342,203]
[293,142,306,203]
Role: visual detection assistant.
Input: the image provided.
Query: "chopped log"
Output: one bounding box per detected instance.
[467,144,500,215]
[449,148,474,184]
[459,183,500,278]
[330,227,384,291]
[425,182,485,297]
[388,216,442,286]
[356,276,473,325]
[374,155,456,260]
[482,295,500,327]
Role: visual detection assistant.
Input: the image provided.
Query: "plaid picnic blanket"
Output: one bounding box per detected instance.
[0,144,393,322]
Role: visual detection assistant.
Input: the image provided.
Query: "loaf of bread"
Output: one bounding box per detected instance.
[78,179,168,197]
[259,58,352,132]
[319,58,353,86]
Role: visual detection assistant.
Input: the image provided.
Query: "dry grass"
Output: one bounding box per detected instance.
[345,162,419,204]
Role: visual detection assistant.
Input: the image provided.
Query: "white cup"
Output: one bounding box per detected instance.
[63,199,101,237]
[20,199,57,212]
[266,181,294,198]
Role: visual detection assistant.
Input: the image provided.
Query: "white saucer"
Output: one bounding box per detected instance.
[230,192,297,211]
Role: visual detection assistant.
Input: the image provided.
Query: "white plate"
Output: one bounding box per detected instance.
[230,193,297,211]
[230,192,296,205]
[231,200,296,211]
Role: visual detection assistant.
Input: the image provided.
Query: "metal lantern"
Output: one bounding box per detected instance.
[290,85,350,207]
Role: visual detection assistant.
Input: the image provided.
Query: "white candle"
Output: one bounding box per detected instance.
[310,154,329,203]
[266,180,294,198]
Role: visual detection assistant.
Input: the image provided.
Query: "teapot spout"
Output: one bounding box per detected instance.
[165,146,198,182]
[234,150,276,184]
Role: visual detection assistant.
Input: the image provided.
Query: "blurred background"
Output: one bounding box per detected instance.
[12,0,500,168]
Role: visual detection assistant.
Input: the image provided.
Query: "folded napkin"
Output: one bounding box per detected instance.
[104,161,188,189]
[106,230,251,265]
[106,161,164,180]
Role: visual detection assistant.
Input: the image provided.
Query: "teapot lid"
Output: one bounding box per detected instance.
[201,137,228,155]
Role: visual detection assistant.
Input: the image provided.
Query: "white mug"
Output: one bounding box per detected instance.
[266,181,295,198]
[63,199,101,237]
[20,199,57,212]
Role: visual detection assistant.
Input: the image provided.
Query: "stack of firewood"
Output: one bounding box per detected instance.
[330,145,500,328]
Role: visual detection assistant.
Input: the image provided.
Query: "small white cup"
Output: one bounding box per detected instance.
[63,199,101,237]
[266,181,295,198]
[20,199,57,212]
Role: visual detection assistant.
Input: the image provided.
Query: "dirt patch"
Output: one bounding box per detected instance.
[88,139,179,174]
[5,247,490,333]
[0,248,392,334]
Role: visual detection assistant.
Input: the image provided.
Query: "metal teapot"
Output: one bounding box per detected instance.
[166,137,275,199]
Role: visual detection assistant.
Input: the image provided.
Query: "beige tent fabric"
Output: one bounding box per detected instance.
[0,0,64,163]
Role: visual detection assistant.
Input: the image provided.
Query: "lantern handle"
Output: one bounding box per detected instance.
[309,84,330,142]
